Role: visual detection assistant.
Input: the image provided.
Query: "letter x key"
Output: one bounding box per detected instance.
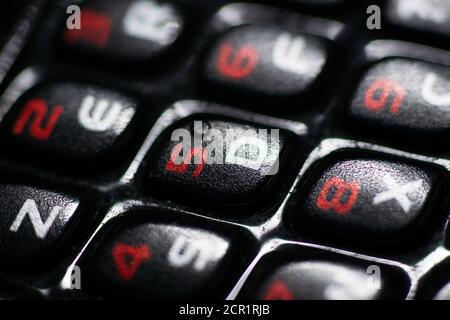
[296,157,441,242]
[372,174,423,213]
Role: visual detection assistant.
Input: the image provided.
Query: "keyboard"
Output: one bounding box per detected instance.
[0,0,449,300]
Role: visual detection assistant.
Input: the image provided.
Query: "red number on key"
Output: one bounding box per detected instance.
[216,42,259,80]
[364,79,406,114]
[13,99,63,141]
[316,177,360,215]
[165,143,208,177]
[263,280,294,300]
[112,243,152,282]
[64,9,112,48]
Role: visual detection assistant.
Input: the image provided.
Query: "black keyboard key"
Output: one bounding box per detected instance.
[0,184,81,267]
[146,116,292,207]
[387,0,450,38]
[240,254,408,300]
[349,59,450,138]
[63,0,183,62]
[1,83,138,168]
[203,25,327,98]
[250,262,382,300]
[289,154,444,244]
[84,221,244,299]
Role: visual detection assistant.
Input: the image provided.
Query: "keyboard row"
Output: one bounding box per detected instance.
[49,0,450,148]
[1,74,449,242]
[63,0,450,63]
[2,202,449,300]
[4,52,450,170]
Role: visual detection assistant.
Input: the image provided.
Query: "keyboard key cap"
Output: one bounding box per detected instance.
[63,0,183,62]
[290,154,444,244]
[0,184,81,268]
[387,0,450,38]
[243,256,409,300]
[245,261,389,300]
[203,25,328,98]
[145,116,293,207]
[1,82,138,169]
[84,220,246,299]
[349,59,450,138]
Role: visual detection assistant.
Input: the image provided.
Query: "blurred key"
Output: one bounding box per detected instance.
[349,59,450,138]
[387,0,450,38]
[63,0,183,62]
[241,256,408,300]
